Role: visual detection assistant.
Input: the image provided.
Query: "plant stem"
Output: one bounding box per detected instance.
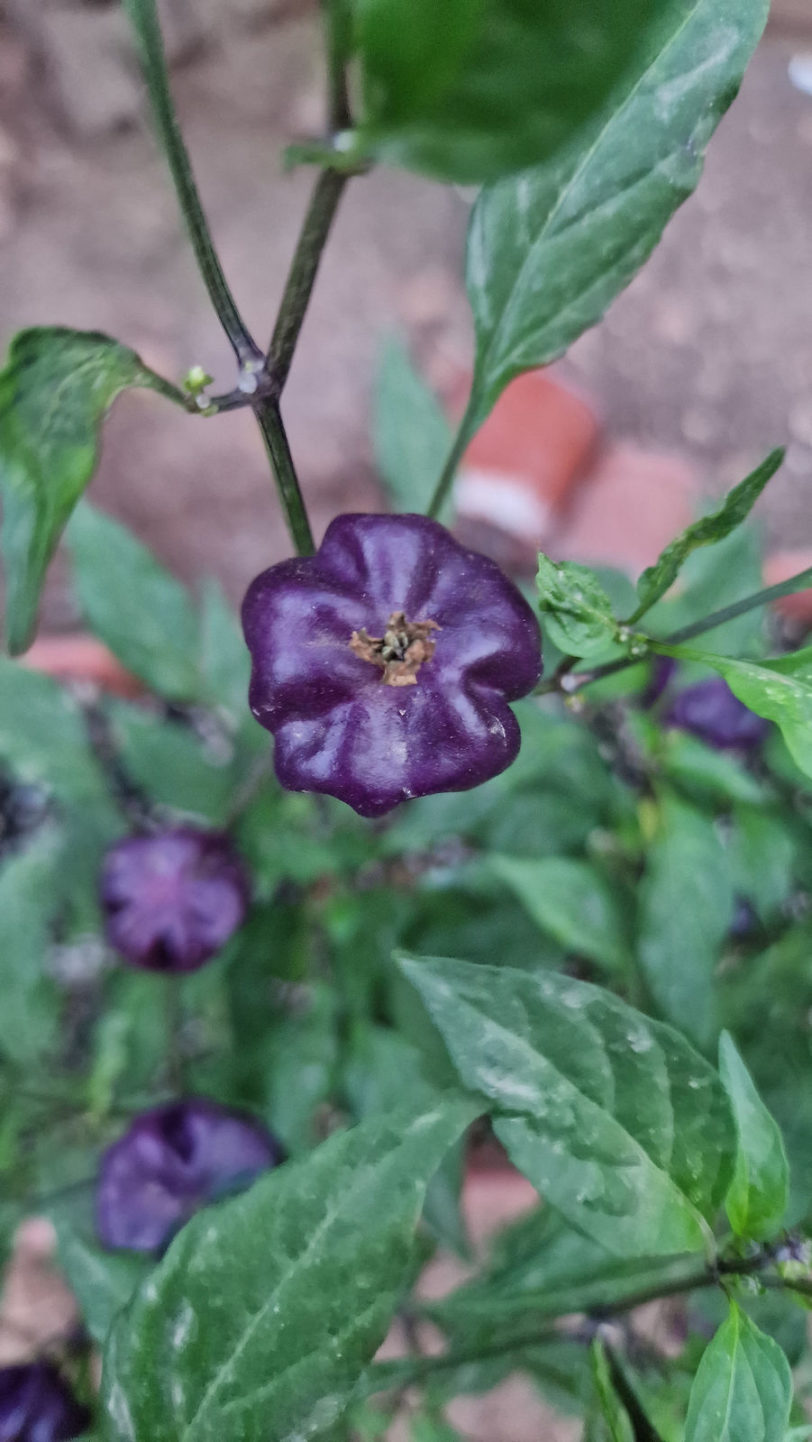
[427,401,477,519]
[540,564,812,696]
[123,0,262,368]
[364,1250,793,1394]
[266,169,348,394]
[322,0,353,132]
[254,401,316,554]
[665,565,812,646]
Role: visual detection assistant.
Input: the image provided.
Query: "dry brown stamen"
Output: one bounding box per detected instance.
[349,610,440,687]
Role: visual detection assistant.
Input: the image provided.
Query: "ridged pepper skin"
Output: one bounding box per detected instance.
[100,828,249,972]
[242,513,542,817]
[0,1363,91,1442]
[664,676,769,751]
[96,1098,282,1253]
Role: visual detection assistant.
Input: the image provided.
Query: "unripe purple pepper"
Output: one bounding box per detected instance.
[96,1098,283,1253]
[241,513,542,817]
[0,1363,90,1442]
[100,828,249,973]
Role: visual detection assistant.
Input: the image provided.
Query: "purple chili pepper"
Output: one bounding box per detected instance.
[100,828,249,972]
[96,1098,283,1253]
[242,513,542,817]
[664,676,769,751]
[0,1362,91,1442]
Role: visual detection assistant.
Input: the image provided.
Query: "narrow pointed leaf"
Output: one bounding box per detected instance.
[0,328,187,653]
[398,955,735,1258]
[684,1303,792,1442]
[635,450,784,615]
[719,1032,789,1242]
[102,1098,476,1442]
[465,0,769,428]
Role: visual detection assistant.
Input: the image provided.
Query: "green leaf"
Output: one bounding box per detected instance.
[55,1224,152,1346]
[197,579,253,724]
[373,337,452,516]
[410,1418,462,1442]
[432,1205,705,1344]
[0,831,62,1065]
[590,1341,634,1442]
[637,794,733,1049]
[729,805,796,922]
[684,1302,792,1442]
[663,645,812,783]
[660,732,767,808]
[105,700,236,825]
[490,855,629,973]
[537,555,618,658]
[353,0,736,185]
[0,658,112,809]
[718,1032,789,1242]
[398,955,735,1258]
[635,451,784,616]
[66,502,200,701]
[465,0,768,428]
[0,327,186,653]
[102,1098,476,1442]
[343,1023,470,1257]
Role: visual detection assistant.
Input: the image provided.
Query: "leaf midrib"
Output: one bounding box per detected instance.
[438,985,708,1237]
[471,0,706,394]
[178,1110,446,1440]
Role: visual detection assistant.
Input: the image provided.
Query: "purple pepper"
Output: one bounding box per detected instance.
[241,513,542,817]
[96,1098,283,1253]
[100,828,250,972]
[664,676,769,751]
[0,1363,91,1442]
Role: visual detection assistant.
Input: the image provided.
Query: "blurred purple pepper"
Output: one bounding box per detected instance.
[96,1098,282,1253]
[664,676,769,751]
[0,1363,90,1442]
[242,513,542,817]
[100,828,249,972]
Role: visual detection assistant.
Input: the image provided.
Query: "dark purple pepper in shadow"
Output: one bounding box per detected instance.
[241,513,542,817]
[100,828,249,972]
[96,1098,283,1253]
[664,677,769,750]
[0,1363,91,1442]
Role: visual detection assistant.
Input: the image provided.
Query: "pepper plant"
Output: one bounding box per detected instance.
[3,1,812,1439]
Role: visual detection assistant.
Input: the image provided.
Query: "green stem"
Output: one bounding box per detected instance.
[255,401,316,555]
[365,1251,787,1395]
[543,564,812,696]
[322,0,353,132]
[123,0,262,368]
[665,565,812,646]
[427,401,477,520]
[266,169,348,394]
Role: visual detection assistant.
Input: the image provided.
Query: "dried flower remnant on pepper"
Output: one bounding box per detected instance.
[100,828,249,973]
[242,513,542,816]
[349,610,440,686]
[96,1098,283,1254]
